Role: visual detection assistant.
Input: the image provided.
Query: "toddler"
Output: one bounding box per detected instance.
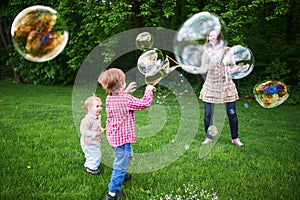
[80,95,103,174]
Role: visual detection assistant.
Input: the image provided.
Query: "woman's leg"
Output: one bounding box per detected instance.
[204,102,214,139]
[225,102,238,139]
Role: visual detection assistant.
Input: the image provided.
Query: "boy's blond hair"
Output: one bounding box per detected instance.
[98,68,125,95]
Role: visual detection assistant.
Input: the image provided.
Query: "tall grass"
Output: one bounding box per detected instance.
[0,80,299,200]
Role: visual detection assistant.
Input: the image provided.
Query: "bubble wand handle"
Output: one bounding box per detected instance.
[165,55,196,71]
[166,55,180,65]
[100,128,106,134]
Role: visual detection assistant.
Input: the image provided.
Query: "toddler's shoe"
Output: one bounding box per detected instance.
[85,167,100,174]
[106,191,124,200]
[231,138,244,146]
[202,138,213,145]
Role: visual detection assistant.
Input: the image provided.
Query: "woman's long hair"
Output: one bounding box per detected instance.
[204,29,225,49]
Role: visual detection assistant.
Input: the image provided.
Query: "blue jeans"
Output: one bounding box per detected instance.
[204,102,238,139]
[108,143,133,193]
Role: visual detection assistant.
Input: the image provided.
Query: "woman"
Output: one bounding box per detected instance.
[196,29,244,146]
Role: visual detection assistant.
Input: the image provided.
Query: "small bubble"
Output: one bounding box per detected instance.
[229,108,235,114]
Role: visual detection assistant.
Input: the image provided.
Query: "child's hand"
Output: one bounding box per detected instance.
[95,131,101,139]
[125,82,137,94]
[146,85,156,91]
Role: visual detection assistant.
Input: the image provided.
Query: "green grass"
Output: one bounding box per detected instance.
[0,80,299,200]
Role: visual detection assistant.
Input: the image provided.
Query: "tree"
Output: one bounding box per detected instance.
[0,16,23,82]
[0,0,298,90]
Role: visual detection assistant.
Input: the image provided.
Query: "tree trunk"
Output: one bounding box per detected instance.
[0,17,23,83]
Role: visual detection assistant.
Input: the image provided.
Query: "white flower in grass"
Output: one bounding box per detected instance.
[151,183,218,200]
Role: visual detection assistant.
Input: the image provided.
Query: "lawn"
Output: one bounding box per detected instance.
[0,80,299,200]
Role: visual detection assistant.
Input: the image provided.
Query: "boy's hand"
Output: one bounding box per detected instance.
[125,82,137,94]
[146,85,156,91]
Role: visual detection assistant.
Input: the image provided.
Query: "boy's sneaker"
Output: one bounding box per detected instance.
[231,138,244,146]
[85,167,100,174]
[124,173,131,182]
[202,138,213,145]
[106,191,124,200]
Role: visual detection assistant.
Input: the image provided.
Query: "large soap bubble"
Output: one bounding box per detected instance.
[11,5,68,62]
[144,58,178,86]
[137,48,179,85]
[253,80,289,108]
[223,45,254,79]
[137,48,164,76]
[174,12,227,70]
[135,32,154,51]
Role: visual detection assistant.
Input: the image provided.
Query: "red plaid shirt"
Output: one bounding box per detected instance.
[105,90,153,147]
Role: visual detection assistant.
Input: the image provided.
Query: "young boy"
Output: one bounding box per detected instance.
[98,68,155,200]
[80,95,103,174]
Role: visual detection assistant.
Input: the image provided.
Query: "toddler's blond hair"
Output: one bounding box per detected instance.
[84,95,102,114]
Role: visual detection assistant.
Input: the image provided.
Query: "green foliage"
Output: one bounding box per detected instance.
[203,0,292,46]
[265,58,290,81]
[0,0,299,91]
[137,0,176,27]
[56,0,136,70]
[7,49,76,85]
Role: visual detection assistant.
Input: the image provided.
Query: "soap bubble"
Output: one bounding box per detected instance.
[137,48,164,76]
[136,32,154,51]
[11,5,68,62]
[253,80,289,108]
[174,12,227,70]
[207,125,218,137]
[138,51,179,86]
[143,58,178,86]
[223,45,254,79]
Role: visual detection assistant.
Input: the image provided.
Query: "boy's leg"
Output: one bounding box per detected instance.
[108,144,133,194]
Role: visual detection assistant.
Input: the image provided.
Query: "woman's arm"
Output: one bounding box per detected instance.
[181,51,209,74]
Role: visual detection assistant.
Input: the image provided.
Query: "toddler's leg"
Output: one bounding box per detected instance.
[82,145,101,171]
